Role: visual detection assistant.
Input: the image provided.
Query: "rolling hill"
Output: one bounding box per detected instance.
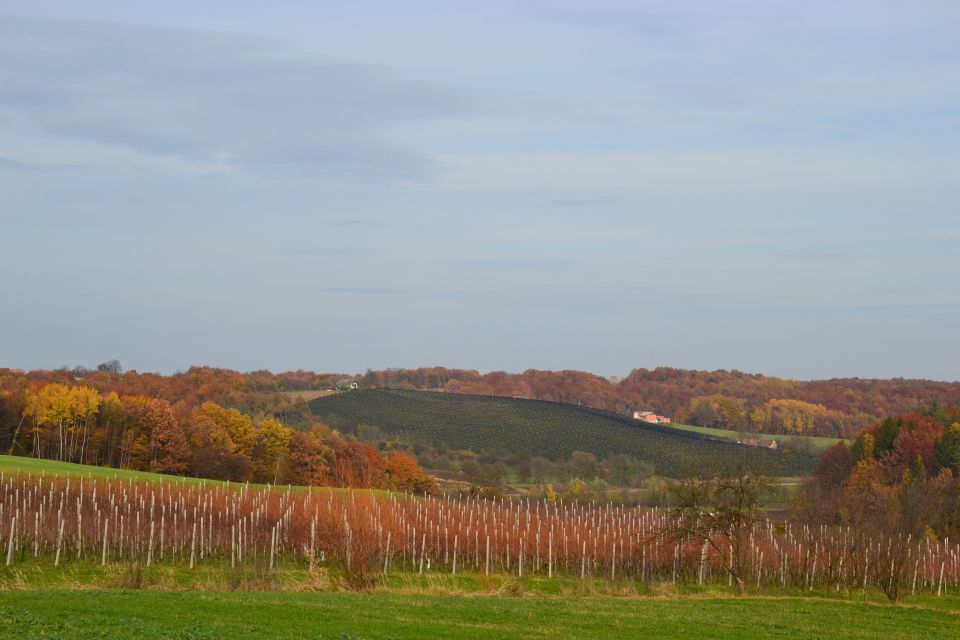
[310,389,817,477]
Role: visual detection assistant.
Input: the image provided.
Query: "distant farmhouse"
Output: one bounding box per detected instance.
[739,438,778,449]
[633,410,671,425]
[334,379,360,391]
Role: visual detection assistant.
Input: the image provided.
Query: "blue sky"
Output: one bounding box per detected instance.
[1,1,958,380]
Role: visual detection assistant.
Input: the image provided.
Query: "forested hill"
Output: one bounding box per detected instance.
[361,368,960,438]
[2,365,957,440]
[310,389,816,478]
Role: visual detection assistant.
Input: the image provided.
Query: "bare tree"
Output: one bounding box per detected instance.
[865,477,941,602]
[664,469,773,594]
[96,360,123,375]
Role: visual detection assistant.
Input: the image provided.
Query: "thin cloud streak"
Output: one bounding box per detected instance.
[278,247,372,257]
[321,287,405,295]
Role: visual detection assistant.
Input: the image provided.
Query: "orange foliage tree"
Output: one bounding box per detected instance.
[385,451,436,494]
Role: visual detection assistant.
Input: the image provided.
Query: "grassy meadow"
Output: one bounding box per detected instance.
[2,589,957,639]
[280,389,336,401]
[659,422,846,451]
[0,454,212,485]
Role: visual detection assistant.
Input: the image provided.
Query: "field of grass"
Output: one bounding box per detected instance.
[0,455,329,493]
[0,454,217,485]
[661,422,847,451]
[281,389,336,401]
[311,389,816,477]
[2,588,956,639]
[0,455,386,499]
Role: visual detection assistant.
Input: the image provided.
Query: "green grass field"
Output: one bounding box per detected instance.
[311,389,816,477]
[2,589,956,639]
[281,389,336,401]
[660,422,847,451]
[0,455,392,499]
[0,454,252,487]
[0,454,206,484]
[0,455,318,492]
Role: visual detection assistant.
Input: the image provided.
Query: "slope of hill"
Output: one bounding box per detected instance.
[310,389,816,477]
[0,454,225,485]
[0,454,258,487]
[659,423,846,451]
[0,454,383,494]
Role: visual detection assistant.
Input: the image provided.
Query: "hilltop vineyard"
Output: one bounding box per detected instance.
[1,471,957,596]
[311,389,816,477]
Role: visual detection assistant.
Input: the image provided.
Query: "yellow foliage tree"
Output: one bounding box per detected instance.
[251,417,293,483]
[23,384,101,462]
[192,403,256,458]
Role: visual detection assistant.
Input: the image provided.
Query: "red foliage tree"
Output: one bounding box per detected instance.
[385,451,436,494]
[147,399,191,475]
[330,440,387,488]
[283,431,333,486]
[886,415,945,477]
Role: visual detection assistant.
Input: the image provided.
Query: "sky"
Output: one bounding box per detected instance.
[1,1,958,380]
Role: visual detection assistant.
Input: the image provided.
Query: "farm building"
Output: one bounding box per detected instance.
[739,438,778,449]
[334,380,360,391]
[633,410,671,424]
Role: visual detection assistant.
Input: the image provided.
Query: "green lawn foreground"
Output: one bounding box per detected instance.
[0,590,956,640]
[0,454,215,485]
[0,455,390,498]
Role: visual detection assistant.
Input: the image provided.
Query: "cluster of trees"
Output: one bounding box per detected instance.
[424,449,655,487]
[748,398,847,435]
[0,379,434,494]
[527,478,670,507]
[516,451,656,486]
[447,450,660,504]
[681,395,848,436]
[796,406,960,539]
[0,365,343,430]
[377,433,658,496]
[681,394,748,429]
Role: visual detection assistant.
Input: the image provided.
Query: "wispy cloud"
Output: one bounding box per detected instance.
[523,3,671,34]
[329,219,375,227]
[321,287,404,295]
[0,14,469,182]
[440,259,582,269]
[431,289,811,314]
[549,196,618,208]
[435,151,957,192]
[0,156,75,173]
[277,247,371,257]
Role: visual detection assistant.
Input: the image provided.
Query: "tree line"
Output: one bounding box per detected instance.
[796,405,960,542]
[0,376,434,494]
